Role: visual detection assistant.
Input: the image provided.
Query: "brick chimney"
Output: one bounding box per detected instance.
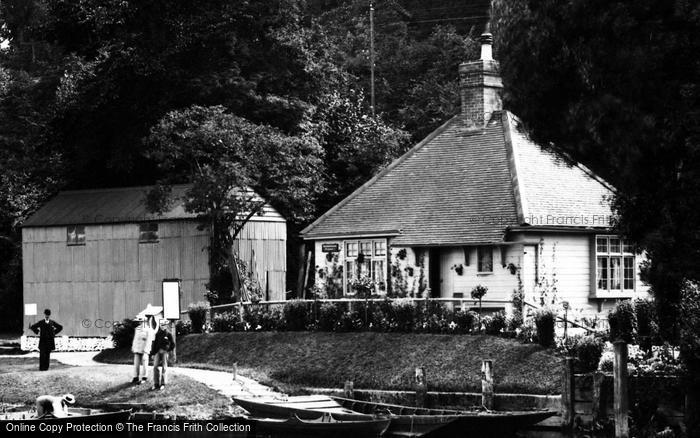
[459,31,503,127]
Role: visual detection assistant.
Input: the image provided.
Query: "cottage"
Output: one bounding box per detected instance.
[22,184,287,336]
[301,32,649,317]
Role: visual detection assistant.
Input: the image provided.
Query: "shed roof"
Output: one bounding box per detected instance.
[23,184,285,227]
[301,111,613,245]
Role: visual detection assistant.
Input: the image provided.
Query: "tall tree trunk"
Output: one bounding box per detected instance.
[226,245,242,302]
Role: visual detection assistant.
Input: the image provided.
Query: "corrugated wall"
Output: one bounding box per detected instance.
[22,220,286,336]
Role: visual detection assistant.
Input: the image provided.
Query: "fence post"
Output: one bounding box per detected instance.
[613,341,629,438]
[592,371,604,426]
[562,357,575,428]
[415,366,427,408]
[481,360,494,410]
[344,380,354,399]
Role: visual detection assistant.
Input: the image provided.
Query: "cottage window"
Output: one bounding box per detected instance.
[344,239,387,295]
[66,225,85,246]
[477,246,493,273]
[596,235,635,293]
[139,223,159,243]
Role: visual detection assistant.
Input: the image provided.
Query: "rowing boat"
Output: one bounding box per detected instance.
[254,412,391,437]
[331,396,558,437]
[233,395,372,421]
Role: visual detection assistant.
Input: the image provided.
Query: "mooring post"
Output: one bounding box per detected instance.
[344,380,354,399]
[592,371,604,426]
[481,360,494,410]
[415,366,427,408]
[613,341,629,438]
[562,357,575,428]
[232,362,238,381]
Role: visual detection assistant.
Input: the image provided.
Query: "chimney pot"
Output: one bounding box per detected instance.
[459,32,503,127]
[479,32,494,61]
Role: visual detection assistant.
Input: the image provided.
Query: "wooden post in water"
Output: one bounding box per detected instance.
[232,362,238,381]
[344,380,354,398]
[481,360,494,410]
[592,371,605,426]
[562,357,575,429]
[613,341,629,438]
[415,366,427,408]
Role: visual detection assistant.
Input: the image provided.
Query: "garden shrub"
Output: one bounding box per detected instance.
[283,300,310,331]
[416,301,452,333]
[599,351,614,372]
[187,301,210,333]
[484,310,507,335]
[517,320,536,343]
[453,310,478,334]
[390,299,416,332]
[175,320,192,337]
[608,300,637,343]
[337,311,363,332]
[317,302,343,331]
[212,311,242,332]
[534,309,556,347]
[244,306,282,331]
[567,335,605,373]
[634,298,658,352]
[111,318,139,349]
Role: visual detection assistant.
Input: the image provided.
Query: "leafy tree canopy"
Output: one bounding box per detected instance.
[146,105,325,301]
[492,0,700,333]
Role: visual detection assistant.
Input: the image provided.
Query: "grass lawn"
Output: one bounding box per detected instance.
[96,332,563,394]
[0,357,234,418]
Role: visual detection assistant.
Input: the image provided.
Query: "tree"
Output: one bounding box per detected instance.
[314,1,479,142]
[310,88,410,212]
[492,0,700,319]
[470,284,487,331]
[145,105,323,303]
[38,0,333,187]
[492,0,700,431]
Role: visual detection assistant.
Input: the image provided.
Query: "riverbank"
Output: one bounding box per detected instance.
[0,357,236,418]
[96,332,563,394]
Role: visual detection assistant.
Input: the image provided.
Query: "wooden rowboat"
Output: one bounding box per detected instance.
[233,395,372,421]
[234,394,557,437]
[331,396,558,437]
[253,412,391,437]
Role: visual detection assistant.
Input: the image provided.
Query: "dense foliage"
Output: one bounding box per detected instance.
[492,0,699,339]
[190,299,537,338]
[0,0,485,318]
[534,309,555,348]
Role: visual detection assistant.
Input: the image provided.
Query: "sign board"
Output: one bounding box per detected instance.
[162,279,181,320]
[321,243,340,252]
[24,303,37,316]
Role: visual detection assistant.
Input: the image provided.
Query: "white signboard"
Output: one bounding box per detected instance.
[24,303,37,316]
[162,280,181,320]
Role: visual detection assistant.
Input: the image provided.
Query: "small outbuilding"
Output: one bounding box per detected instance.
[22,184,287,336]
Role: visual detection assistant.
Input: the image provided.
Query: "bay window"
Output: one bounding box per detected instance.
[344,239,387,295]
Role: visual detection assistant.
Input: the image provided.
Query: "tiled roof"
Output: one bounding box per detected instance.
[302,111,614,244]
[302,114,521,245]
[23,184,284,227]
[506,113,614,228]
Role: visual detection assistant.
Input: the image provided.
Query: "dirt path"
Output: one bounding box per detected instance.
[1,351,282,399]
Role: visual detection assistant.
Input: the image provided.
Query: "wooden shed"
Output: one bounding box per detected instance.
[21,184,287,336]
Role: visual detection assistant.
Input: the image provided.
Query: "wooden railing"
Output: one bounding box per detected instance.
[523,301,606,334]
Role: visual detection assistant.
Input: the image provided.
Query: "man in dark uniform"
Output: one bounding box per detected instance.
[30,309,63,371]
